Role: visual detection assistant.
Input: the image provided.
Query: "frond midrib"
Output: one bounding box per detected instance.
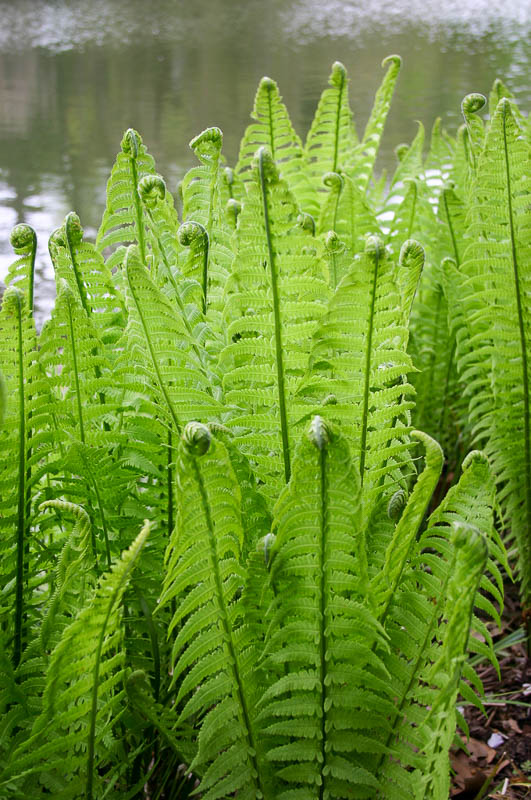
[501,102,531,606]
[191,456,265,797]
[258,150,291,484]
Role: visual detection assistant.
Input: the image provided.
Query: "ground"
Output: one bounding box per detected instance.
[450,581,530,799]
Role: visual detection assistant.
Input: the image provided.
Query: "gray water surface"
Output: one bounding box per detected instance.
[1,0,530,323]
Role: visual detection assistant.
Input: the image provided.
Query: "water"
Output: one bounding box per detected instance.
[1,0,530,323]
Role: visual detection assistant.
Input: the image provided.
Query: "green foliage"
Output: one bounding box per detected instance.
[2,57,529,798]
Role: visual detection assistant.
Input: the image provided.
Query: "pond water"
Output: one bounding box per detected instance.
[1,0,530,323]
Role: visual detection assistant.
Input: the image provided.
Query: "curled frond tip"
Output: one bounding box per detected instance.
[183,421,211,456]
[308,415,330,451]
[10,223,36,253]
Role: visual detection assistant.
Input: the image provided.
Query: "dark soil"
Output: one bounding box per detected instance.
[450,580,530,799]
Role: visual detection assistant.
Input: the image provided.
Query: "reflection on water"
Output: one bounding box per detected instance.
[0,0,530,324]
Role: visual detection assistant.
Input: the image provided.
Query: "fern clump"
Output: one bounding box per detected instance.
[1,55,528,798]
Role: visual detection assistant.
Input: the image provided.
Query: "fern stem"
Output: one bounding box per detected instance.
[130,159,147,264]
[501,102,531,641]
[14,291,26,668]
[358,240,381,484]
[333,70,345,172]
[191,458,266,796]
[167,428,174,541]
[406,181,417,239]
[90,473,111,569]
[65,215,91,317]
[65,293,86,444]
[267,84,276,160]
[86,533,147,800]
[258,149,291,483]
[442,189,460,265]
[201,233,210,316]
[125,255,181,434]
[318,443,329,798]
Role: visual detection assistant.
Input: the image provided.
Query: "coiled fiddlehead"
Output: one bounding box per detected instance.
[8,224,37,314]
[182,421,211,456]
[387,488,407,521]
[138,174,166,208]
[177,221,209,314]
[189,126,223,165]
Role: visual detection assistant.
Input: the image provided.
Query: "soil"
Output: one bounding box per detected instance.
[450,580,531,799]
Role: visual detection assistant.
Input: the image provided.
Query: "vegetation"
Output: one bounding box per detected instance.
[0,57,528,798]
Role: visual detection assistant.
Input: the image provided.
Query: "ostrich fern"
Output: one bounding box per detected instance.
[1,57,527,798]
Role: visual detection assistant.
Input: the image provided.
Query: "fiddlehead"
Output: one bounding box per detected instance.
[177,221,209,314]
[7,224,37,314]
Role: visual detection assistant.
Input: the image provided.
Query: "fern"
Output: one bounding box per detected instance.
[159,423,272,799]
[305,62,358,202]
[96,128,156,269]
[121,245,219,432]
[1,60,524,799]
[451,98,531,635]
[0,287,49,666]
[5,224,37,313]
[349,54,401,193]
[2,523,149,799]
[181,127,234,322]
[316,172,380,282]
[237,78,318,215]
[222,148,329,492]
[298,236,423,504]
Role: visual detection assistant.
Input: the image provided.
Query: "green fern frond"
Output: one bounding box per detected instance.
[0,287,49,667]
[38,279,112,444]
[413,524,488,800]
[461,93,486,169]
[181,128,234,322]
[261,417,392,799]
[96,128,156,268]
[298,236,422,501]
[317,172,380,282]
[5,224,37,314]
[304,62,358,203]
[158,423,272,799]
[121,246,219,434]
[38,500,96,652]
[237,78,318,215]
[371,431,443,617]
[454,98,531,617]
[3,523,149,799]
[373,450,499,799]
[349,55,401,192]
[221,148,329,492]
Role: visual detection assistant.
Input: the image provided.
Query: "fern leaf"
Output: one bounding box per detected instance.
[5,224,37,314]
[237,78,318,215]
[298,236,421,502]
[96,128,156,268]
[261,417,392,799]
[0,288,47,666]
[181,128,234,321]
[304,62,358,203]
[371,431,443,618]
[317,172,380,282]
[158,423,272,799]
[4,523,149,799]
[221,148,329,493]
[349,55,401,192]
[38,279,111,444]
[455,98,531,618]
[413,524,488,800]
[121,245,219,434]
